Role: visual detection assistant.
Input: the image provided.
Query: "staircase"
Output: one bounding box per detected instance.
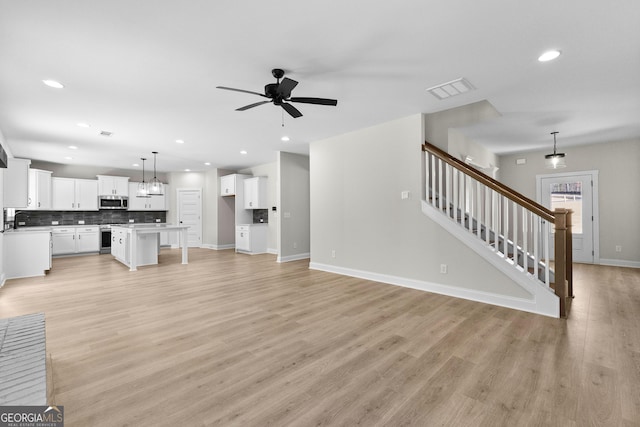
[422,142,573,318]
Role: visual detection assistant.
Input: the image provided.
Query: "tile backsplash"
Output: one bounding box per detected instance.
[11,210,167,228]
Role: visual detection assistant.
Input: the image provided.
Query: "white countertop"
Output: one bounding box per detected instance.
[111,223,187,230]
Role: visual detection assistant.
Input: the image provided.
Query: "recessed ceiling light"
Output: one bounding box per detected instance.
[175,139,185,144]
[281,136,290,142]
[64,156,73,160]
[76,122,90,128]
[538,50,561,62]
[68,145,78,150]
[204,162,211,166]
[43,79,64,89]
[184,169,191,172]
[240,150,247,155]
[133,163,140,167]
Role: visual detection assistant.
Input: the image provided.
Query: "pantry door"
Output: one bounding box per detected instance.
[177,188,202,247]
[537,171,598,263]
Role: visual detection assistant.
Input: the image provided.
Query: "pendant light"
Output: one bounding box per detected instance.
[545,131,566,169]
[148,151,164,195]
[136,157,151,198]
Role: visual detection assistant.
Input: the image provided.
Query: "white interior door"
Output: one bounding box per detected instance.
[177,189,202,247]
[538,172,597,263]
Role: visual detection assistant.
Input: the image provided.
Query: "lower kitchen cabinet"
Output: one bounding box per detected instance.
[235,224,267,254]
[3,230,52,279]
[52,226,100,255]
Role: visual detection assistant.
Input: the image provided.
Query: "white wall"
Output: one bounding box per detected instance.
[499,138,640,266]
[310,113,531,299]
[277,152,310,262]
[424,100,501,151]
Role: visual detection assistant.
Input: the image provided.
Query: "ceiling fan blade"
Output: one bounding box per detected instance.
[216,86,267,98]
[276,77,298,98]
[281,102,302,118]
[289,97,338,106]
[236,100,271,111]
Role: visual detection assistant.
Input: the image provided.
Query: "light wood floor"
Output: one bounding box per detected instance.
[1,249,639,426]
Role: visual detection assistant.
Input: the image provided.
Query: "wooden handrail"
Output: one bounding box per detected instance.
[422,141,555,222]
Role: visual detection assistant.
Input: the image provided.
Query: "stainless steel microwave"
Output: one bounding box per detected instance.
[98,195,128,210]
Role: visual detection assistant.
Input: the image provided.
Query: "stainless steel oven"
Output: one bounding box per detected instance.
[100,224,112,254]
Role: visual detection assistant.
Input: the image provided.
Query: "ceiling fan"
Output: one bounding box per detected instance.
[216,68,338,118]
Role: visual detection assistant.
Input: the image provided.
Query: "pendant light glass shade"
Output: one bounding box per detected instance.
[148,151,164,195]
[136,158,151,198]
[545,131,566,169]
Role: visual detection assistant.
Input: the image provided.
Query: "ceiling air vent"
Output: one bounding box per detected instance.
[426,78,475,100]
[99,130,113,137]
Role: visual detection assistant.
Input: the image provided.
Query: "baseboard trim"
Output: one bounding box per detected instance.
[308,262,558,318]
[278,252,310,263]
[599,259,640,269]
[201,243,235,251]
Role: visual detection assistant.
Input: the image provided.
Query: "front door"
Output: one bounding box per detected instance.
[177,189,202,247]
[537,171,598,263]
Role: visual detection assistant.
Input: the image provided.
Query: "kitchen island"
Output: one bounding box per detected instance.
[111,224,189,271]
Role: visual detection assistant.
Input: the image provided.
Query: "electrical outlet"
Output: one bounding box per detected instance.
[293,242,297,249]
[78,220,85,225]
[331,250,336,258]
[440,264,448,274]
[156,218,161,223]
[129,219,135,223]
[51,221,59,225]
[616,245,622,252]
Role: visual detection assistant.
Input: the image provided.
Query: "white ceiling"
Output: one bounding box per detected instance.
[1,1,638,173]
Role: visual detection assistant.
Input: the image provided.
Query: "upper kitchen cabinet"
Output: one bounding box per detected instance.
[52,178,99,210]
[244,176,268,209]
[97,175,129,196]
[220,173,249,196]
[27,169,52,210]
[3,158,31,207]
[128,182,167,211]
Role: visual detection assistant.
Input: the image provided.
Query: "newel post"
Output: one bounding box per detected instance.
[565,209,573,299]
[553,209,568,318]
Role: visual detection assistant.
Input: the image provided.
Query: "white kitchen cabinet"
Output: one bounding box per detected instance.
[52,178,99,210]
[97,175,129,196]
[27,169,52,210]
[77,227,100,253]
[235,224,267,254]
[3,158,31,208]
[111,228,129,263]
[220,174,238,196]
[128,182,167,210]
[111,226,158,268]
[243,176,268,209]
[52,226,99,255]
[221,173,251,196]
[3,229,52,279]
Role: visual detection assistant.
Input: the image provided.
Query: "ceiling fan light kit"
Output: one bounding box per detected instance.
[216,68,337,119]
[545,131,566,169]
